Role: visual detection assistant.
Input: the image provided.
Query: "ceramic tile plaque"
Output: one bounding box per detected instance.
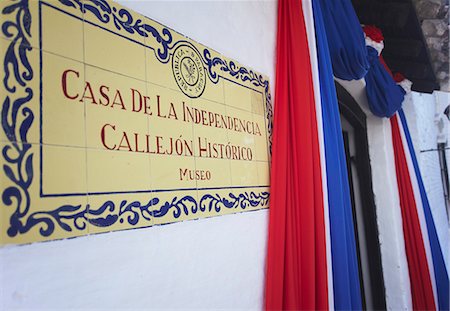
[0,0,272,245]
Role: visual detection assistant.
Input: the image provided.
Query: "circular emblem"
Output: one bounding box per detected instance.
[172,45,206,98]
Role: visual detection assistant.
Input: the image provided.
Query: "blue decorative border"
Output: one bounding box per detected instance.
[1,0,272,240]
[58,0,273,144]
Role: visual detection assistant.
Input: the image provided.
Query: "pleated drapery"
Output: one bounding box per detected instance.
[318,0,405,117]
[265,1,448,310]
[317,0,369,80]
[390,115,436,310]
[364,47,406,117]
[312,2,363,309]
[383,54,447,309]
[398,110,450,310]
[264,0,328,309]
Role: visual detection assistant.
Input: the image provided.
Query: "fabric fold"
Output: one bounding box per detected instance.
[364,47,405,118]
[312,1,363,309]
[264,0,328,309]
[317,0,369,80]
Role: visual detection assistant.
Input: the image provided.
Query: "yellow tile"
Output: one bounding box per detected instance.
[0,201,10,245]
[223,83,266,118]
[253,112,269,141]
[194,157,231,189]
[42,0,83,18]
[40,2,84,62]
[145,46,178,90]
[147,38,224,104]
[146,40,222,104]
[41,145,87,195]
[251,90,265,116]
[87,192,155,235]
[151,190,199,225]
[185,41,224,104]
[41,0,83,19]
[189,98,228,157]
[84,20,146,80]
[147,83,194,144]
[0,1,12,42]
[0,38,13,144]
[0,38,40,145]
[224,79,253,112]
[86,148,151,194]
[224,106,256,154]
[0,0,276,246]
[0,0,39,49]
[81,0,148,52]
[144,17,183,91]
[230,159,259,187]
[259,84,273,153]
[142,14,185,62]
[84,65,148,150]
[0,142,16,245]
[41,52,86,147]
[0,142,89,245]
[150,154,196,190]
[219,58,272,158]
[256,161,270,186]
[251,113,270,162]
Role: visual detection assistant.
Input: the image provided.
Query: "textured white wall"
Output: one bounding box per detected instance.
[0,211,269,309]
[0,1,277,309]
[404,91,450,271]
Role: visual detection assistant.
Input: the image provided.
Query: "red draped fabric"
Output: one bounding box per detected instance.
[390,115,436,310]
[379,56,392,77]
[383,53,436,310]
[264,0,328,309]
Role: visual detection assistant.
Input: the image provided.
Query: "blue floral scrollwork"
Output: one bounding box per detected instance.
[2,0,36,237]
[152,191,270,219]
[4,191,269,237]
[1,0,270,240]
[58,0,173,62]
[58,0,273,150]
[203,49,273,153]
[58,0,272,150]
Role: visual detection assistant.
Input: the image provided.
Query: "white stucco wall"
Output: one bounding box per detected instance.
[0,1,277,309]
[403,91,450,271]
[0,211,270,309]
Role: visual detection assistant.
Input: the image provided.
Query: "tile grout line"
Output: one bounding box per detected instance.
[190,94,200,225]
[221,71,234,196]
[37,0,269,237]
[144,31,155,229]
[81,3,91,237]
[0,140,271,164]
[38,48,263,116]
[251,95,262,188]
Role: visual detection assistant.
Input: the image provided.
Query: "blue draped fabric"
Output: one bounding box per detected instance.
[312,2,363,310]
[315,0,446,308]
[364,47,406,118]
[398,110,450,310]
[317,0,369,80]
